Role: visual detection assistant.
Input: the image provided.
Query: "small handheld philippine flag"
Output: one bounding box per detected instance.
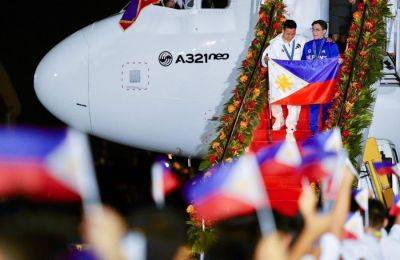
[0,127,99,203]
[389,194,400,216]
[373,161,396,175]
[354,188,369,211]
[256,141,302,216]
[185,154,268,222]
[343,211,364,240]
[151,160,180,207]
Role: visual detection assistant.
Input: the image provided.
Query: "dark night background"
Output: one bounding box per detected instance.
[0,0,189,214]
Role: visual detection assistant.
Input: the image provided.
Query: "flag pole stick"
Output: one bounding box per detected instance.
[365,204,369,228]
[199,219,206,260]
[70,129,102,213]
[256,206,276,236]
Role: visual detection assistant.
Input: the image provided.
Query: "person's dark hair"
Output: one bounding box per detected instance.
[283,20,297,29]
[368,199,387,229]
[273,211,304,248]
[312,20,328,30]
[127,206,186,260]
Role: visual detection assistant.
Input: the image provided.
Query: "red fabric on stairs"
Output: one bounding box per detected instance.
[249,104,314,216]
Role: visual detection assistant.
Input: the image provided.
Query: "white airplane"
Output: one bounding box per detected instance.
[33,0,299,157]
[34,0,400,159]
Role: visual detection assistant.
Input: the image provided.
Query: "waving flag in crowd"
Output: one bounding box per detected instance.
[268,58,339,105]
[257,140,302,175]
[0,127,99,203]
[119,0,159,30]
[373,161,397,175]
[389,195,400,216]
[185,154,268,222]
[185,130,349,221]
[354,188,369,211]
[300,128,346,200]
[343,211,365,240]
[151,160,180,207]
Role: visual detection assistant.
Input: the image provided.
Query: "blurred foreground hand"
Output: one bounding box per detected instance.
[254,233,288,260]
[82,206,128,260]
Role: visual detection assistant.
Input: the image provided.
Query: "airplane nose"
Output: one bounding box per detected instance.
[34,31,91,131]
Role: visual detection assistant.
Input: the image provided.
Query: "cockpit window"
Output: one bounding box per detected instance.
[202,0,230,8]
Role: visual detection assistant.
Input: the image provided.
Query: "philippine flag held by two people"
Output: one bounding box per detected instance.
[119,0,160,30]
[268,58,340,105]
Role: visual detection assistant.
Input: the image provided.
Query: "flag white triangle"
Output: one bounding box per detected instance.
[355,188,369,211]
[275,141,302,166]
[344,211,364,239]
[221,154,267,208]
[151,162,165,207]
[46,129,100,204]
[324,128,343,152]
[393,164,400,177]
[268,59,308,103]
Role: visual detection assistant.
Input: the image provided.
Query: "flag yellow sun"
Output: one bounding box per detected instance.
[276,74,293,92]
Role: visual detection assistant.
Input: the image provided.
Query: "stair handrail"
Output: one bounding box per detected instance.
[336,3,369,127]
[219,5,276,162]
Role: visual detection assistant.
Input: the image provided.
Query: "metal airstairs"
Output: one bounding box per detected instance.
[358,7,400,205]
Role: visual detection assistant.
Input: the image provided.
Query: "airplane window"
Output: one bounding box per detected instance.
[155,0,193,9]
[202,0,229,8]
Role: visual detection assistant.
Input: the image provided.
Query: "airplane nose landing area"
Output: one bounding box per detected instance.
[34,31,91,132]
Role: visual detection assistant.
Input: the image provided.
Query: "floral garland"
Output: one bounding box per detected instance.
[325,0,391,164]
[198,0,286,171]
[187,0,286,254]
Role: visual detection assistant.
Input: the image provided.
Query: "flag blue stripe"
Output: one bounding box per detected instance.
[121,0,140,21]
[273,58,339,83]
[0,128,67,160]
[256,142,283,165]
[373,161,394,170]
[185,161,236,202]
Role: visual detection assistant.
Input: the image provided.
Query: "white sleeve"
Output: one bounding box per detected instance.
[121,231,146,260]
[319,233,341,260]
[261,46,270,67]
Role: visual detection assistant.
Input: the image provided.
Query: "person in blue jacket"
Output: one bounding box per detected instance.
[302,20,340,134]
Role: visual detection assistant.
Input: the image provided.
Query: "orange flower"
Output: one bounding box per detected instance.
[186,204,195,215]
[225,157,233,163]
[228,104,236,113]
[212,142,220,149]
[173,162,182,170]
[257,30,264,37]
[240,75,249,84]
[234,100,241,107]
[253,88,261,98]
[240,121,248,129]
[345,102,353,113]
[219,131,226,140]
[246,51,254,59]
[359,50,368,57]
[353,11,362,21]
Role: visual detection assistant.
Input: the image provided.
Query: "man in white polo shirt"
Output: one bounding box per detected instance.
[261,20,305,141]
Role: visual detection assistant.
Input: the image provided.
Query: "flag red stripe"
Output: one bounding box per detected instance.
[194,193,257,222]
[0,161,80,202]
[376,167,394,175]
[273,80,337,105]
[163,171,180,195]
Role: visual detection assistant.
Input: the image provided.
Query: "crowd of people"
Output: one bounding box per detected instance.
[1,162,400,259]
